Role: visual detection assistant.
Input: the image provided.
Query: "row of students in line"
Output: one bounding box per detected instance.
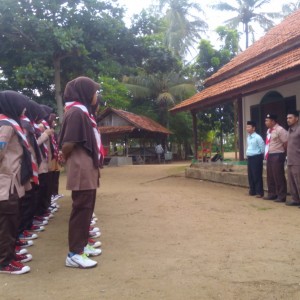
[0,76,103,274]
[0,91,65,274]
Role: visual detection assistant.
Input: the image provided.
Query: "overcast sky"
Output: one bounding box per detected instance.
[116,0,283,27]
[116,0,284,61]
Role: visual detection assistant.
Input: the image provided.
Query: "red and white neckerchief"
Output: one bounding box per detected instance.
[41,120,58,160]
[264,127,274,160]
[20,115,39,144]
[33,122,49,161]
[0,114,39,184]
[99,131,105,159]
[65,101,101,161]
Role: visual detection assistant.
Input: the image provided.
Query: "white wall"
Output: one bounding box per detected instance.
[242,80,300,156]
[100,113,131,127]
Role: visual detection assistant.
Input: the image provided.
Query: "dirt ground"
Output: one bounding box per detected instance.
[2,162,300,300]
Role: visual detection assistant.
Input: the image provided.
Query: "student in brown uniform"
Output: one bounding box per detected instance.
[34,106,53,220]
[59,76,102,269]
[18,100,45,240]
[286,111,300,206]
[40,105,58,214]
[0,91,32,275]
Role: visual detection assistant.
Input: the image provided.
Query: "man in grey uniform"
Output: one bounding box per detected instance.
[286,111,300,206]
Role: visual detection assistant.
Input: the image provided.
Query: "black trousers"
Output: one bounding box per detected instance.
[247,154,264,196]
[266,153,287,200]
[19,183,38,234]
[0,194,19,266]
[35,173,51,216]
[69,189,96,254]
[52,171,60,195]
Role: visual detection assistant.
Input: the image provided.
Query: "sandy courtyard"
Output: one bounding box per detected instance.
[1,163,300,300]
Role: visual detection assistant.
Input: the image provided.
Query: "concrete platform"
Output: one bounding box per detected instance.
[186,162,266,189]
[108,156,133,167]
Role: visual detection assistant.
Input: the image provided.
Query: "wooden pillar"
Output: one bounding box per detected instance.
[125,136,128,157]
[233,99,238,161]
[237,96,244,161]
[191,110,198,160]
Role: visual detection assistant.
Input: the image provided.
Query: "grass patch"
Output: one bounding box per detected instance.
[250,204,273,211]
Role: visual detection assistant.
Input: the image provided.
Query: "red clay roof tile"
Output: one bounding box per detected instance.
[98,108,171,135]
[171,10,300,113]
[171,47,300,112]
[206,10,300,86]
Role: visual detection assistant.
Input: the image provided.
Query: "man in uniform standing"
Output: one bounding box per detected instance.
[263,114,288,203]
[246,121,265,198]
[286,111,300,206]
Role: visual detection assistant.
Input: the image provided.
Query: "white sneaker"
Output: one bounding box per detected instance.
[89,226,100,233]
[89,231,101,238]
[15,247,28,255]
[51,195,60,202]
[51,203,60,209]
[33,219,48,226]
[90,219,96,226]
[17,240,34,248]
[84,245,102,257]
[19,231,38,240]
[65,253,97,268]
[49,206,58,213]
[92,213,98,222]
[15,253,32,263]
[0,261,30,275]
[88,238,102,248]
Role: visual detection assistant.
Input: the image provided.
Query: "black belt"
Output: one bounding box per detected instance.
[268,152,285,156]
[269,152,285,156]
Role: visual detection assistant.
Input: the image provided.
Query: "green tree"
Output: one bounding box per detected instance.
[282,1,300,17]
[99,76,132,110]
[190,27,239,153]
[169,112,193,159]
[157,0,207,58]
[212,0,275,49]
[0,0,137,119]
[193,26,239,89]
[124,72,196,128]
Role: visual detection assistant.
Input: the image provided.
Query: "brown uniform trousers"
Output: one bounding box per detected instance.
[266,153,287,201]
[69,190,96,254]
[0,194,19,266]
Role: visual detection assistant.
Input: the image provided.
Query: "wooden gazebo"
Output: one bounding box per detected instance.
[97,107,171,163]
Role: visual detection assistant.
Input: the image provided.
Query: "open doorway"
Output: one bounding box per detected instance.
[250,91,296,136]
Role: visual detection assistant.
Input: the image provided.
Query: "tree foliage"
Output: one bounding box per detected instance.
[194,26,239,89]
[156,0,208,58]
[99,76,132,110]
[124,72,196,127]
[281,1,300,17]
[211,0,276,49]
[0,0,137,118]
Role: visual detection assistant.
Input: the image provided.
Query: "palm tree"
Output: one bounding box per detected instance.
[282,1,300,17]
[157,0,207,58]
[212,0,275,49]
[123,72,196,127]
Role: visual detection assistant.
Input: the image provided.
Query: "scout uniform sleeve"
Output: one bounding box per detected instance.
[0,125,14,162]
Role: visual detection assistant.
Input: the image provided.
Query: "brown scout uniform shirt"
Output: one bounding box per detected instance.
[287,123,300,166]
[0,125,30,201]
[269,124,288,154]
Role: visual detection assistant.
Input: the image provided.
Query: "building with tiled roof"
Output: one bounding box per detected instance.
[171,10,300,159]
[97,107,171,163]
[98,107,171,137]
